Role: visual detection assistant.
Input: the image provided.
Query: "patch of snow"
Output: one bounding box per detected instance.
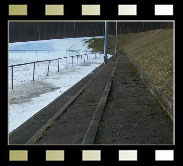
[8,36,111,133]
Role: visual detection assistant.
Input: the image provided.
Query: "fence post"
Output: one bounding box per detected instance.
[11,66,13,89]
[47,60,50,76]
[87,54,88,61]
[33,62,35,81]
[66,58,67,68]
[95,53,96,59]
[81,55,82,62]
[58,59,59,72]
[64,57,67,68]
[72,56,74,66]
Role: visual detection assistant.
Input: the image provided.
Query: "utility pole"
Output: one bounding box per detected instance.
[115,21,118,55]
[104,21,108,64]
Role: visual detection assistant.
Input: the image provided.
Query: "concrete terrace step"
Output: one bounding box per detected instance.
[33,55,118,144]
[9,55,118,145]
[95,54,173,145]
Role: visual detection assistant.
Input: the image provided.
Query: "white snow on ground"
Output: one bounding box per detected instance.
[9,36,112,133]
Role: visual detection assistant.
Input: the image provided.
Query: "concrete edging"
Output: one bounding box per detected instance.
[82,54,119,144]
[126,55,173,121]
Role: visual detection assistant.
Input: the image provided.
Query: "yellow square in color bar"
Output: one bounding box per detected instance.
[155,5,173,15]
[45,5,64,15]
[9,150,28,161]
[119,150,137,161]
[82,150,101,161]
[9,5,27,16]
[46,150,64,161]
[118,5,137,15]
[155,150,174,161]
[82,5,100,16]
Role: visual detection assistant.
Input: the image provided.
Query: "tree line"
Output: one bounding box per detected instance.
[9,22,173,43]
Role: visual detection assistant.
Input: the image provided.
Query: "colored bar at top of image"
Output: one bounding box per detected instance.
[155,5,174,16]
[82,5,100,16]
[118,5,137,15]
[9,5,27,16]
[8,4,174,16]
[45,5,64,15]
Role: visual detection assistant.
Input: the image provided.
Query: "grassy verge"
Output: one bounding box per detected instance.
[85,29,173,97]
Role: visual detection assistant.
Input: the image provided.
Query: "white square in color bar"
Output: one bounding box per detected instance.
[119,150,137,161]
[155,150,174,161]
[118,5,137,15]
[82,150,101,161]
[155,5,173,15]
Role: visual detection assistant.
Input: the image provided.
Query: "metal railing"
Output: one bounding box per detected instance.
[9,53,98,89]
[9,49,81,55]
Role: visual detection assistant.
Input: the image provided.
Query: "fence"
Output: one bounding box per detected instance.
[9,53,98,89]
[9,49,81,55]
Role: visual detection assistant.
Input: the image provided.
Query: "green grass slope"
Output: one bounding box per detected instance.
[86,29,173,97]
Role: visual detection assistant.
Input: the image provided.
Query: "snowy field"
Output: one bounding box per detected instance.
[9,36,112,133]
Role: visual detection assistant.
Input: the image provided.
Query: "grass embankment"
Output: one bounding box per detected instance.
[85,29,173,97]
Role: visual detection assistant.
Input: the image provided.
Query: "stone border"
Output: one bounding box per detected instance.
[82,54,119,144]
[126,55,173,121]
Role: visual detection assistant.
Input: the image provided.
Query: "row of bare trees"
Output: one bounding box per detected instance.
[9,22,173,43]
